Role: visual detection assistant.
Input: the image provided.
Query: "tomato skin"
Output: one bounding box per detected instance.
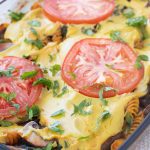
[62,38,144,98]
[43,0,115,24]
[0,56,43,119]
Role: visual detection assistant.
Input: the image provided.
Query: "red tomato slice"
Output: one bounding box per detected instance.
[43,0,115,24]
[0,56,43,119]
[62,38,144,98]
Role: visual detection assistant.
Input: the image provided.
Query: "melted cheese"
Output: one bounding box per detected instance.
[0,0,150,149]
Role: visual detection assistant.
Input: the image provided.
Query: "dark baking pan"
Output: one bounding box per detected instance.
[0,114,149,150]
[0,0,150,149]
[0,111,149,149]
[119,113,150,150]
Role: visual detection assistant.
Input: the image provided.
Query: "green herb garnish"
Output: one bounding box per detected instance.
[81,28,95,35]
[72,99,92,116]
[21,70,38,80]
[122,8,135,18]
[22,54,38,62]
[24,38,44,49]
[9,11,24,21]
[0,120,13,127]
[127,16,147,27]
[53,80,60,96]
[42,68,48,74]
[0,92,16,102]
[28,20,41,27]
[99,88,108,106]
[135,55,149,69]
[57,86,68,97]
[27,105,40,120]
[11,103,20,110]
[81,24,101,35]
[22,54,30,59]
[99,87,115,106]
[113,5,120,16]
[51,109,65,117]
[50,64,61,76]
[49,121,64,134]
[127,16,148,40]
[96,110,111,129]
[125,112,133,127]
[30,28,38,36]
[33,78,53,90]
[69,72,77,80]
[49,54,56,62]
[110,31,125,42]
[78,136,90,141]
[100,110,111,121]
[44,143,53,150]
[0,66,15,77]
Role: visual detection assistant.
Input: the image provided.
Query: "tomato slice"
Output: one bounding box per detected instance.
[43,0,115,24]
[0,56,43,119]
[62,38,144,98]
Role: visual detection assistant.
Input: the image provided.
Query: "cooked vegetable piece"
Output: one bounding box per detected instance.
[0,56,43,118]
[62,38,144,98]
[43,0,115,24]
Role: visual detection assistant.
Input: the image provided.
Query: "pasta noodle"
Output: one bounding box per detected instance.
[125,98,139,118]
[125,98,144,137]
[111,98,143,150]
[127,111,144,136]
[5,132,20,145]
[111,139,124,150]
[31,2,41,10]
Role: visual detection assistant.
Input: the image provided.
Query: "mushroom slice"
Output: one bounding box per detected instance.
[19,121,48,147]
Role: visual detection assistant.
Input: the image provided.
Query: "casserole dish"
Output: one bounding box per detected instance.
[0,0,150,150]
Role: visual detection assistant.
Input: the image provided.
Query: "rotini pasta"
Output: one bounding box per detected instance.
[5,132,20,145]
[124,98,144,137]
[31,2,41,10]
[111,98,144,150]
[111,139,125,150]
[127,111,144,137]
[125,98,139,118]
